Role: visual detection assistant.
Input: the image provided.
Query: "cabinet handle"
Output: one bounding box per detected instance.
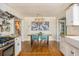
[71,51,74,54]
[17,43,19,46]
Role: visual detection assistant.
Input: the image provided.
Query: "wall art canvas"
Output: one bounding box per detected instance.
[31,21,49,31]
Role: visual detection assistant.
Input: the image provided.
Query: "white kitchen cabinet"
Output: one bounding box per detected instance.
[60,36,79,56]
[15,36,21,56]
[66,4,79,25]
[65,43,79,56]
[60,40,75,56]
[60,37,67,55]
[60,37,74,56]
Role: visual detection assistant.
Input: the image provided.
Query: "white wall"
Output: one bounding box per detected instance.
[21,17,57,41]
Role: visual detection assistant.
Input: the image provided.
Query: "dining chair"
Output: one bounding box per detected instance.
[40,35,49,46]
[31,35,39,46]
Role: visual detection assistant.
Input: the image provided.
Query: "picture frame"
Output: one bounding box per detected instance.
[31,21,49,31]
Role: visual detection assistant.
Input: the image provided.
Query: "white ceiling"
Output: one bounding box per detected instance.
[6,3,70,18]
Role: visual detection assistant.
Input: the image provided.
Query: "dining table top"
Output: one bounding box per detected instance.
[27,34,52,36]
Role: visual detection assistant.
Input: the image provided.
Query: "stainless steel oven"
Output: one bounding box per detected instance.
[2,43,14,56]
[0,39,15,56]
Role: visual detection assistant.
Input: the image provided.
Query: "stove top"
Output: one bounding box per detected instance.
[0,37,15,47]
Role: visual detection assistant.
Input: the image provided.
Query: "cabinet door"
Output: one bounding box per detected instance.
[60,42,67,55]
[66,4,79,25]
[66,5,73,25]
[65,43,75,56]
[60,37,66,55]
[73,4,79,25]
[17,37,21,53]
[15,37,21,56]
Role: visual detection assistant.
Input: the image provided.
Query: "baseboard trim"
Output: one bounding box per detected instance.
[17,51,21,56]
[59,51,64,56]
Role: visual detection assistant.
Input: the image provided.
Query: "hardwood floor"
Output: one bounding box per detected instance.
[19,41,64,56]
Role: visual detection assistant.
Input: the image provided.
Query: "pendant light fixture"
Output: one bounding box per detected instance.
[35,13,44,23]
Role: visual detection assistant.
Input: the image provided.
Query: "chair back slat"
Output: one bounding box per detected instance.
[31,35,39,40]
[40,35,49,40]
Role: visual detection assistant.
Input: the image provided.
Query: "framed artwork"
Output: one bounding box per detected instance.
[31,21,49,31]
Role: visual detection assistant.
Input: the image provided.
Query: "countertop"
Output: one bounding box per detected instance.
[0,35,16,38]
[0,33,18,38]
[65,36,79,49]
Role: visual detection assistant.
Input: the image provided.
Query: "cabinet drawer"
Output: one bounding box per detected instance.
[65,43,75,56]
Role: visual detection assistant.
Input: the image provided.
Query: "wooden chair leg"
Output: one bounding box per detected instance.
[31,40,32,47]
[47,40,49,46]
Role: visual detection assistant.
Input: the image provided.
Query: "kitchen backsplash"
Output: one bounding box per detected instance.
[67,26,79,36]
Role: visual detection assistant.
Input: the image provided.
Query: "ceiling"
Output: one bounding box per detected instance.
[6,3,70,18]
